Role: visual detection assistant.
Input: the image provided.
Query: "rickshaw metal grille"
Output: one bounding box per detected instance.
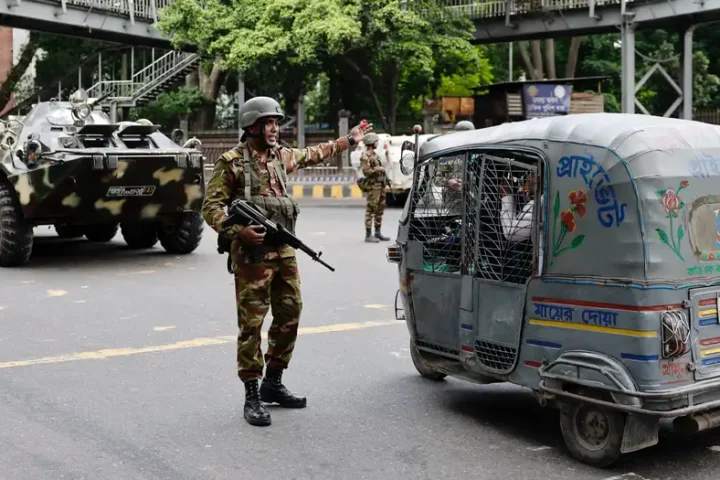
[416,340,460,358]
[465,154,537,284]
[475,340,517,371]
[407,153,465,273]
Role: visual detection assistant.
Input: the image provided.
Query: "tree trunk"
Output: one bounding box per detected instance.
[193,60,225,131]
[565,37,583,78]
[385,63,400,135]
[543,39,556,79]
[340,56,389,133]
[0,32,40,110]
[530,40,544,79]
[518,41,541,80]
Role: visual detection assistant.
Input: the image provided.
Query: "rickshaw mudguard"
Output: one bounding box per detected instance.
[538,350,660,453]
[538,350,642,407]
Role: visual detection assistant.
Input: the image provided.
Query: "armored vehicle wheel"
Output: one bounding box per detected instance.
[559,390,625,468]
[0,182,33,267]
[158,212,203,254]
[84,224,119,242]
[55,225,84,239]
[409,339,446,381]
[121,223,159,249]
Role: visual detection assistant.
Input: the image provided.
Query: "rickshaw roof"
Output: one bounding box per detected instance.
[418,113,720,163]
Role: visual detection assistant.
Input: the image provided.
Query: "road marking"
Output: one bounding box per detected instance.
[0,306,5,310]
[363,304,388,309]
[0,320,399,370]
[603,474,650,480]
[21,280,34,284]
[526,446,552,452]
[153,326,176,332]
[46,290,68,297]
[122,270,156,275]
[73,300,87,304]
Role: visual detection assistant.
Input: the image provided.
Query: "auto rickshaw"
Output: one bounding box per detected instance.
[387,113,720,467]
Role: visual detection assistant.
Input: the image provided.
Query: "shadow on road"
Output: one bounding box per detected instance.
[409,378,720,474]
[22,234,176,270]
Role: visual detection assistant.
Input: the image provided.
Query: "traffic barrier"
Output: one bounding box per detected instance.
[203,166,365,199]
[290,184,364,199]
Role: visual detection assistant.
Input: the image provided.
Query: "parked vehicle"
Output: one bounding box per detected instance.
[0,89,206,267]
[387,114,720,467]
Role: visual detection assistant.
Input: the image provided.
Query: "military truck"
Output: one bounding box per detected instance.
[0,89,206,267]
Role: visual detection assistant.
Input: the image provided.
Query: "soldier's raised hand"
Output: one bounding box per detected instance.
[350,119,374,143]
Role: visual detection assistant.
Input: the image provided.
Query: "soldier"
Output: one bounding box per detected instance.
[360,132,390,243]
[455,120,475,131]
[202,96,372,427]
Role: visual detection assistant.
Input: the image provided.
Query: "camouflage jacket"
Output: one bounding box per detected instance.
[360,150,386,189]
[202,137,351,267]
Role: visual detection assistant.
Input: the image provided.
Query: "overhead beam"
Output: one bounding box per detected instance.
[0,0,190,50]
[471,0,720,44]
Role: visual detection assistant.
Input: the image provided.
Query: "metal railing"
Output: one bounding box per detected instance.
[48,0,176,23]
[85,50,200,106]
[418,0,635,20]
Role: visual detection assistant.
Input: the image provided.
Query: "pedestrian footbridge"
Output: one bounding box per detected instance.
[0,0,180,48]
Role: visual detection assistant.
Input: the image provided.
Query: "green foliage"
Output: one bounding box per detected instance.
[131,86,204,128]
[157,0,490,133]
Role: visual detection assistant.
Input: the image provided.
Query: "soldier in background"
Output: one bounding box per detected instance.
[360,132,390,243]
[455,120,475,131]
[202,96,372,427]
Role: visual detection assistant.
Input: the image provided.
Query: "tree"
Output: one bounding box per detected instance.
[0,31,40,112]
[132,85,204,131]
[156,0,488,134]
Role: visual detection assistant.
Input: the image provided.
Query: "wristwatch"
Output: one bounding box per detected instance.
[346,133,357,147]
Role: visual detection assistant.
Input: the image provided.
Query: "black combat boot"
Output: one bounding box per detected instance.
[374,225,390,241]
[365,228,379,243]
[244,379,271,426]
[260,369,307,408]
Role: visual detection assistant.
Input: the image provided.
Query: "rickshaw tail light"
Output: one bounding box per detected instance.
[387,242,402,264]
[661,311,690,359]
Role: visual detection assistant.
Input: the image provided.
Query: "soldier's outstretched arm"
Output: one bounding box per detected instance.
[201,157,243,239]
[283,122,374,173]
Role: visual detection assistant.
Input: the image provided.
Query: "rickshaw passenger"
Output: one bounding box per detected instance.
[500,172,543,277]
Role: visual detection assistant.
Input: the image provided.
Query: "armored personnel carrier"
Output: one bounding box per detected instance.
[0,89,206,267]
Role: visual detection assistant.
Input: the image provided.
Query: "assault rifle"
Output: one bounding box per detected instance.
[219,199,335,272]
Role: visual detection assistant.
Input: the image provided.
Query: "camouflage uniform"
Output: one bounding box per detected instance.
[360,134,390,243]
[203,95,368,427]
[203,138,351,381]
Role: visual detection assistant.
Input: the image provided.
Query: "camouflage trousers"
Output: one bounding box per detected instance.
[233,256,302,382]
[365,187,387,230]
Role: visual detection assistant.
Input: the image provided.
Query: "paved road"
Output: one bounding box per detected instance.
[1,205,720,480]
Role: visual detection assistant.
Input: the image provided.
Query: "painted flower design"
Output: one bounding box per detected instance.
[560,210,576,232]
[550,190,588,266]
[655,181,688,261]
[568,190,587,218]
[660,189,681,216]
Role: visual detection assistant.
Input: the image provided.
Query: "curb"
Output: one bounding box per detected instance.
[289,183,365,199]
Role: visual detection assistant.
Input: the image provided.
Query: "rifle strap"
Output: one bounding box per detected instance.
[271,150,288,196]
[242,147,252,201]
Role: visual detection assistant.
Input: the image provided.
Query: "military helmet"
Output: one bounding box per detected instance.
[239,96,285,129]
[455,120,475,131]
[363,132,379,147]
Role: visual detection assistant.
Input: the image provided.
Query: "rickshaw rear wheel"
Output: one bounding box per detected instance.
[409,340,446,381]
[559,391,625,468]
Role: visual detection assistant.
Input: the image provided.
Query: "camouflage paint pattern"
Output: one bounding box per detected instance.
[202,137,351,268]
[0,100,205,226]
[203,136,351,381]
[234,257,302,381]
[360,149,386,190]
[365,187,387,230]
